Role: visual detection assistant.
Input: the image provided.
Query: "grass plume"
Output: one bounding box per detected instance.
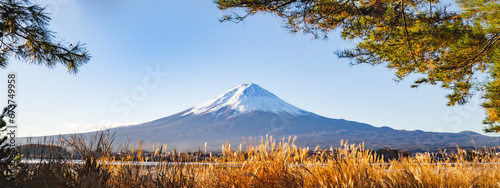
[3,131,500,187]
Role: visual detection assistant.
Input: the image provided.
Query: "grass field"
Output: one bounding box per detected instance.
[3,131,500,187]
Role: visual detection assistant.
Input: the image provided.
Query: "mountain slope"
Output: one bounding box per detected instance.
[106,83,500,151]
[182,83,312,116]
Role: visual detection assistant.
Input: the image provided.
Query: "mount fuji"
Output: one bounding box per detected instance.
[107,83,500,151]
[182,83,312,117]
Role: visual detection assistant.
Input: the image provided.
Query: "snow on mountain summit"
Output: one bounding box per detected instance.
[182,83,312,116]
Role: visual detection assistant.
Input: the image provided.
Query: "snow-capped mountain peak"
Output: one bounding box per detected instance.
[182,83,311,116]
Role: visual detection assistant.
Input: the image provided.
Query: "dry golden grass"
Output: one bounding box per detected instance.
[6,132,500,187]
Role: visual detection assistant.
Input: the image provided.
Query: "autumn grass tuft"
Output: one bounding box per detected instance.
[4,132,500,187]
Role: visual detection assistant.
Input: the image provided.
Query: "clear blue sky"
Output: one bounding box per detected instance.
[0,0,490,137]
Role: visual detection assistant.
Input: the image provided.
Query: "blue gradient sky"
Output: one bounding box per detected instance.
[0,0,489,137]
